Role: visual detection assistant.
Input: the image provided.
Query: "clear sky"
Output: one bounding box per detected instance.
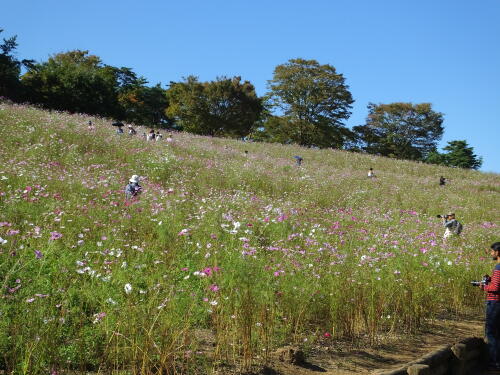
[3,0,499,173]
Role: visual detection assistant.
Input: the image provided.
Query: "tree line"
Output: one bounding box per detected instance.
[0,29,482,169]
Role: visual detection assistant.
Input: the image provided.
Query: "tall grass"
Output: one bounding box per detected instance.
[0,102,498,374]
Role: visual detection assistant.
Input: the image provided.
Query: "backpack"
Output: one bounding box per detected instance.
[454,221,463,235]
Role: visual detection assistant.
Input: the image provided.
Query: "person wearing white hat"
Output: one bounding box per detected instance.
[125,175,142,200]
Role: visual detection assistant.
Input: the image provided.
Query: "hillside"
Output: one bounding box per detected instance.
[0,102,498,374]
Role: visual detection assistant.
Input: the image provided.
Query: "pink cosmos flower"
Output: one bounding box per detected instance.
[209,284,219,292]
[50,232,63,240]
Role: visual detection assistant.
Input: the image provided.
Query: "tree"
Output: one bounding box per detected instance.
[0,29,33,100]
[427,140,482,169]
[265,58,354,148]
[353,102,444,160]
[21,50,120,117]
[166,76,263,138]
[118,84,170,127]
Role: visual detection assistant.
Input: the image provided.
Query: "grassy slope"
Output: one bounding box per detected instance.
[0,102,499,374]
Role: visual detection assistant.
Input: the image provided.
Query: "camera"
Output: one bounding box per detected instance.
[471,275,491,286]
[436,214,446,219]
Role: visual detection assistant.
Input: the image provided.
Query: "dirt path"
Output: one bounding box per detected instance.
[245,317,484,375]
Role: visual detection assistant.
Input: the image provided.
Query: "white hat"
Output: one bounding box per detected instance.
[129,175,140,183]
[0,236,7,245]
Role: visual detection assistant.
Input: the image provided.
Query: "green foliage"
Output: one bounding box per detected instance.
[265,58,354,148]
[353,102,444,160]
[21,50,122,117]
[427,140,482,169]
[0,29,23,100]
[166,76,263,137]
[118,83,170,127]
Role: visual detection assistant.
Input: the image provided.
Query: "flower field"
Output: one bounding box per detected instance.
[0,102,498,374]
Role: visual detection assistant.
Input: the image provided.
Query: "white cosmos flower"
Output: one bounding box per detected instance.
[124,283,133,294]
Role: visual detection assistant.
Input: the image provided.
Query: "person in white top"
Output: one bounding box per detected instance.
[368,168,376,178]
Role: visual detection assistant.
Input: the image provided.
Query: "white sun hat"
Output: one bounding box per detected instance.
[129,175,140,183]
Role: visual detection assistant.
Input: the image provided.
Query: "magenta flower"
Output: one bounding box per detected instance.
[209,284,219,292]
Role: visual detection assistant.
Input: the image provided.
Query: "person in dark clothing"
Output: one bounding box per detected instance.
[478,242,500,369]
[439,176,446,186]
[294,156,303,166]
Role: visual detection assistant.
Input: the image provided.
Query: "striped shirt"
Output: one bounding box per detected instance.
[483,263,500,302]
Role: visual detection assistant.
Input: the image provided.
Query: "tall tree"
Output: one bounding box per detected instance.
[427,140,482,169]
[21,50,120,117]
[265,58,354,148]
[353,102,444,160]
[0,29,33,100]
[118,84,170,127]
[166,76,263,137]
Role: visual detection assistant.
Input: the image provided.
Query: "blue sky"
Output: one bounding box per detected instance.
[3,0,499,172]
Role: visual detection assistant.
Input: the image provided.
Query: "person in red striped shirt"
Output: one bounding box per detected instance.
[479,242,500,369]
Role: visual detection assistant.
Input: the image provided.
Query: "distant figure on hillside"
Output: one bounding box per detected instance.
[368,168,376,178]
[439,176,446,186]
[142,132,147,140]
[294,155,303,166]
[112,121,124,134]
[166,134,173,142]
[125,175,142,200]
[244,150,249,156]
[155,131,163,141]
[128,125,137,135]
[87,120,95,131]
[147,129,156,141]
[440,212,463,239]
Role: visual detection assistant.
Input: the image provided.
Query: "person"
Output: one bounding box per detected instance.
[128,125,137,135]
[477,242,500,369]
[439,176,446,186]
[155,131,163,141]
[441,212,463,239]
[125,175,142,200]
[87,120,95,131]
[147,129,156,141]
[368,168,376,178]
[166,134,173,142]
[116,125,124,134]
[294,156,303,166]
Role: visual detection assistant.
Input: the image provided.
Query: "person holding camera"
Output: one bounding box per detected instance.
[476,242,500,369]
[438,212,463,239]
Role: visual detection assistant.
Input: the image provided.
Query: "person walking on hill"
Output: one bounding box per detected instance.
[441,212,463,239]
[367,168,376,178]
[125,175,142,200]
[439,176,446,186]
[155,131,163,141]
[476,242,500,370]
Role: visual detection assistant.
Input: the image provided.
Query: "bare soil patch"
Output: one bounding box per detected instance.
[218,316,484,375]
